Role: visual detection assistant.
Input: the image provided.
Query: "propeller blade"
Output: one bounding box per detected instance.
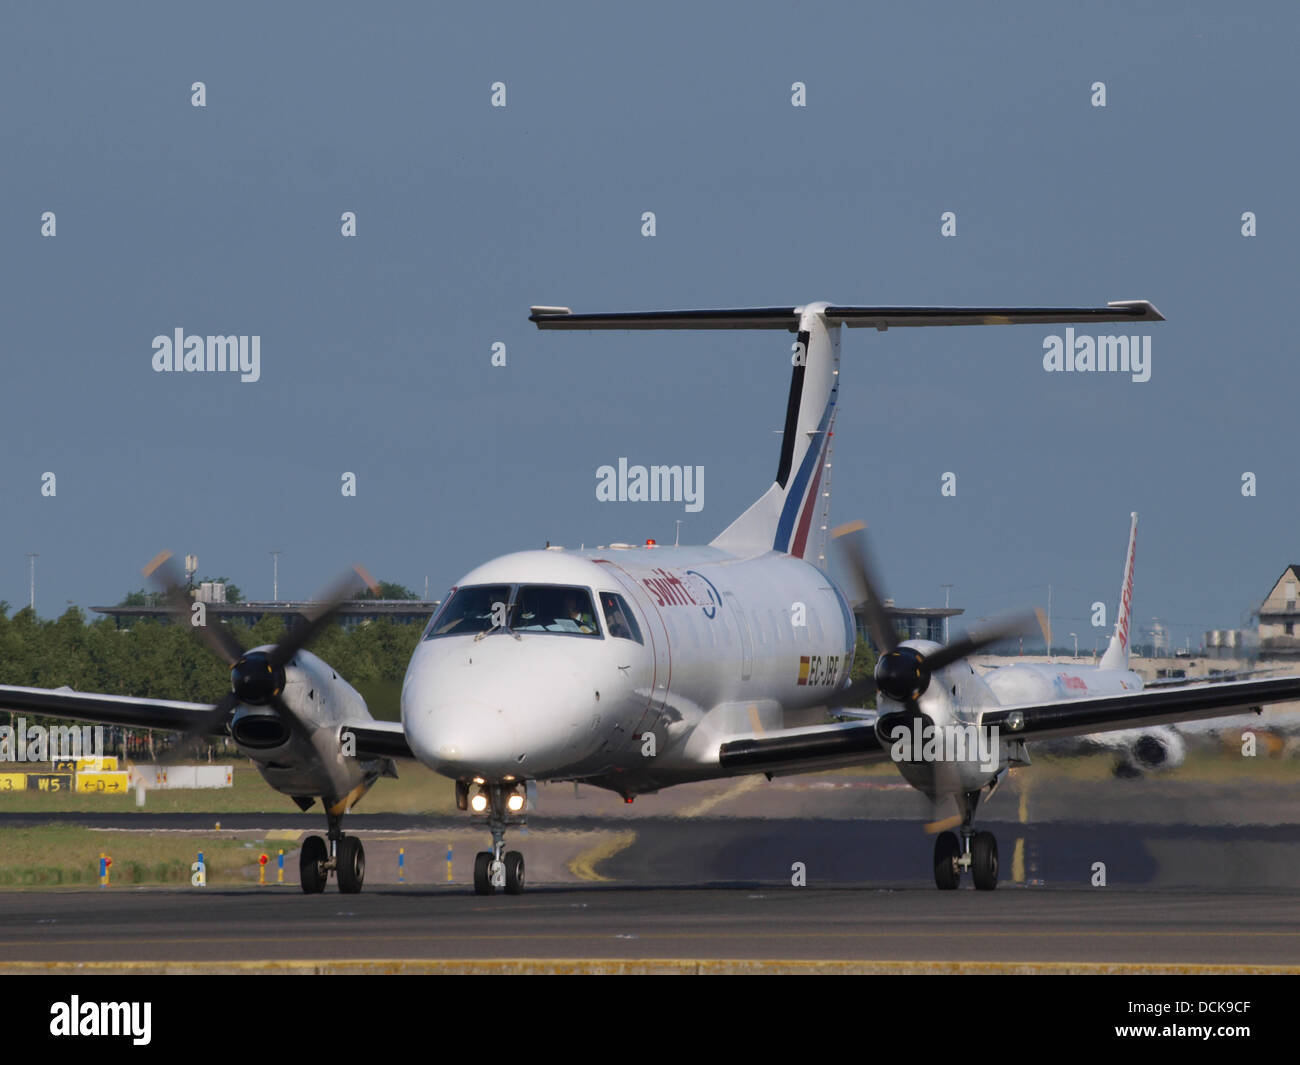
[269,564,379,669]
[142,550,245,667]
[156,690,240,765]
[924,608,1047,673]
[831,521,897,655]
[144,560,377,765]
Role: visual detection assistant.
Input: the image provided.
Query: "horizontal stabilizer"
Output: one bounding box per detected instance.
[529,300,1163,332]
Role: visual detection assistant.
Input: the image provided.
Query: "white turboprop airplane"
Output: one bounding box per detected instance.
[6,298,1300,894]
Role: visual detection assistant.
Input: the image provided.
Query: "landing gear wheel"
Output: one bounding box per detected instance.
[971,831,999,891]
[474,851,495,896]
[934,831,960,890]
[337,836,365,894]
[300,835,327,894]
[504,851,525,895]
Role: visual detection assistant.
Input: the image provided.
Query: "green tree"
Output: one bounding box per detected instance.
[118,588,166,607]
[847,635,877,708]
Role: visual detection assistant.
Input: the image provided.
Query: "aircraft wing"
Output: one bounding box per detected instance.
[0,684,223,734]
[718,721,889,775]
[980,674,1300,743]
[339,721,416,760]
[0,684,418,760]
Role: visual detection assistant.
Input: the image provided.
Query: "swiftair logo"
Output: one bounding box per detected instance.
[596,459,703,513]
[50,997,151,1045]
[151,328,261,382]
[1042,329,1151,383]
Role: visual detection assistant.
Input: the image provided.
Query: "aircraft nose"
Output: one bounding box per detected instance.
[412,703,520,779]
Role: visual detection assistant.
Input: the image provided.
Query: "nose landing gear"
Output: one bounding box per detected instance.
[933,789,999,891]
[462,781,528,896]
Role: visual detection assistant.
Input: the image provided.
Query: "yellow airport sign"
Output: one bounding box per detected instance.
[75,772,130,794]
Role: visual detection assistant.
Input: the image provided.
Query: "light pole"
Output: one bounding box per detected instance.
[271,550,282,603]
[25,553,37,612]
[1046,584,1053,660]
[1070,632,1078,659]
[941,584,953,644]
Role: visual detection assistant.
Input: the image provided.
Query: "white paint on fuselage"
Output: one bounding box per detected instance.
[984,661,1143,706]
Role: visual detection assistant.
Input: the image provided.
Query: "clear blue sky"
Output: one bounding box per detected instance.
[1,1,1295,653]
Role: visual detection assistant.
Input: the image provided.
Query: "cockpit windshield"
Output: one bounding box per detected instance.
[423,583,603,639]
[426,585,512,638]
[512,585,601,636]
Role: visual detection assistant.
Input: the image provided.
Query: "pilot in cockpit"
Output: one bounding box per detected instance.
[564,592,597,634]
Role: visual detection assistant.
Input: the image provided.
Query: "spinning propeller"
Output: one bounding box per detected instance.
[141,551,378,754]
[829,521,1046,748]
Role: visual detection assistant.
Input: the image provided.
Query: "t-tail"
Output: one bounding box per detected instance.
[530,300,1162,561]
[1099,511,1139,671]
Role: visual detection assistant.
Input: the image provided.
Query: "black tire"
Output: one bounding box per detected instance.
[934,831,960,890]
[299,835,328,894]
[971,831,999,891]
[504,851,525,895]
[474,851,495,896]
[337,836,365,894]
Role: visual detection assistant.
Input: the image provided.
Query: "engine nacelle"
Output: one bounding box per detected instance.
[1115,726,1185,775]
[226,646,393,810]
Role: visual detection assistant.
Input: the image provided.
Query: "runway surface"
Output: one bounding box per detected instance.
[4,772,1300,971]
[0,883,1297,971]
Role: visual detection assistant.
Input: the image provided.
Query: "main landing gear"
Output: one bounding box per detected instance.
[299,811,365,894]
[933,789,998,891]
[461,781,527,896]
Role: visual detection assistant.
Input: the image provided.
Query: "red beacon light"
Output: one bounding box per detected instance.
[645,539,656,547]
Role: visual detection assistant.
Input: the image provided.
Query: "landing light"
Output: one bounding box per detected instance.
[506,793,526,813]
[469,793,489,813]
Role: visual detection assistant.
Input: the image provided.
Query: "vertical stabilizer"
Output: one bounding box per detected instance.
[1099,512,1138,671]
[710,305,840,559]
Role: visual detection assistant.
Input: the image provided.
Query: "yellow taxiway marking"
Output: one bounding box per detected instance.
[265,830,302,841]
[678,775,761,818]
[1012,838,1025,883]
[565,831,637,882]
